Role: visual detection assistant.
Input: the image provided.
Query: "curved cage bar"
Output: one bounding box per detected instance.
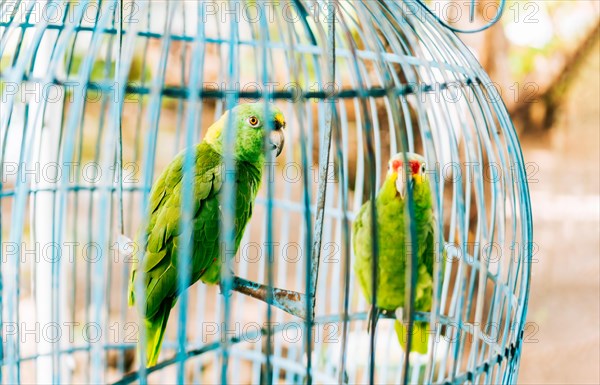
[0,1,532,384]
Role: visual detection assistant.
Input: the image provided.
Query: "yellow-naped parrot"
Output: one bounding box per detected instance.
[128,103,286,366]
[353,153,437,354]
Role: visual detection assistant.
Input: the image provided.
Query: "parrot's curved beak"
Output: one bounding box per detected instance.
[270,129,285,157]
[395,173,414,199]
[270,115,286,157]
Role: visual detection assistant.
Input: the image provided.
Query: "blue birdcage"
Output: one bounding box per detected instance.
[0,0,532,384]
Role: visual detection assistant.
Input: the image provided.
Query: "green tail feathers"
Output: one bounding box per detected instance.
[394,320,430,354]
[144,301,172,367]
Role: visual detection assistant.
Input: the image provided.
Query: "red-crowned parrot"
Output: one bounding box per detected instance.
[353,152,438,354]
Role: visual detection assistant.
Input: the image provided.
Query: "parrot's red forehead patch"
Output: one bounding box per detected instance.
[391,159,421,174]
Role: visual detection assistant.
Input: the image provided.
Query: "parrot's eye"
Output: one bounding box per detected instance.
[421,164,426,174]
[247,116,260,127]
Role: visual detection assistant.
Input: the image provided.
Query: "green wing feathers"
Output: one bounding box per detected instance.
[128,143,223,313]
[145,299,174,367]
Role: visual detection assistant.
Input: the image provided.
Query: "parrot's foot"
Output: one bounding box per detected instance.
[218,281,232,297]
[367,306,380,334]
[218,271,235,297]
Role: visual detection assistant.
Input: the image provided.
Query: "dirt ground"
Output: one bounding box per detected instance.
[516,41,600,383]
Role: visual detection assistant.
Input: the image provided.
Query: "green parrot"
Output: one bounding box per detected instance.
[128,103,286,366]
[353,152,437,354]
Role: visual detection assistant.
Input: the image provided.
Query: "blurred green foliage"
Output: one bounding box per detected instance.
[66,48,151,85]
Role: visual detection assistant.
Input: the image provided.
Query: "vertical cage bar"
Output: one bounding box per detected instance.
[305,1,336,384]
[219,6,240,383]
[258,4,274,384]
[29,2,65,382]
[135,2,174,384]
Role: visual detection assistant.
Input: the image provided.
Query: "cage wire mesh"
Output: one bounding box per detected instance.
[0,0,533,384]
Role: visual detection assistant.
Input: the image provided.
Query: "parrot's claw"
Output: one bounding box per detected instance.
[218,271,235,297]
[367,306,380,334]
[218,280,233,297]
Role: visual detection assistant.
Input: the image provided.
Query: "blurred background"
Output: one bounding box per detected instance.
[446,0,600,383]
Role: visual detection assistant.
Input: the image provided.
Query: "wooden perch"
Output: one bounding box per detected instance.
[230,275,308,319]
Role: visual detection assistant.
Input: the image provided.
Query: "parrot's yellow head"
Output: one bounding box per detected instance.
[387,152,428,199]
[205,102,286,163]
